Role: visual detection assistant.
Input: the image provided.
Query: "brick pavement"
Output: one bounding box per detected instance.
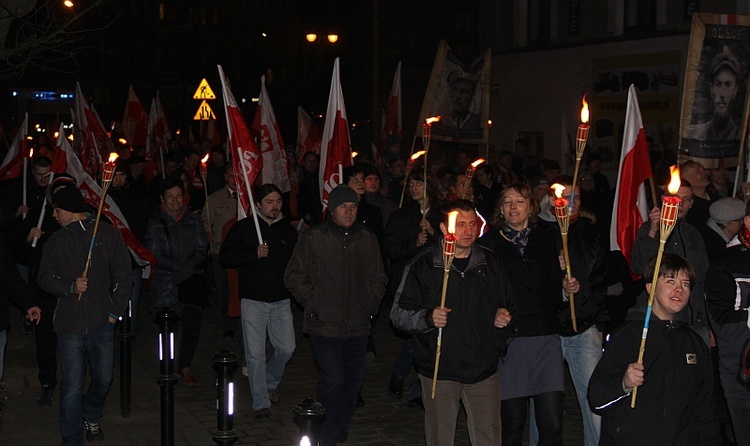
[0,297,584,445]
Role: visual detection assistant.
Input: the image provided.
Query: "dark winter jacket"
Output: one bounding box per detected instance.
[0,237,37,331]
[390,240,516,384]
[588,305,719,445]
[38,216,131,335]
[284,219,387,338]
[478,223,563,337]
[219,214,298,303]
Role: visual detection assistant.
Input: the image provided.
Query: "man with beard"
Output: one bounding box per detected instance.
[689,46,741,141]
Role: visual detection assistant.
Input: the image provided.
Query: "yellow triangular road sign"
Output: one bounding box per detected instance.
[193,100,216,121]
[193,79,216,100]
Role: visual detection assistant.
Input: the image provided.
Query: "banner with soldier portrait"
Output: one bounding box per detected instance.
[680,13,750,166]
[417,40,491,144]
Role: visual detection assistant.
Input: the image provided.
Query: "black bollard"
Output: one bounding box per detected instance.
[117,299,134,417]
[212,350,238,445]
[156,309,180,446]
[293,398,325,446]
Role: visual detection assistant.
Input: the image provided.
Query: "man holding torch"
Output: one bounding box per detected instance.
[37,185,131,444]
[390,200,515,446]
[589,254,719,445]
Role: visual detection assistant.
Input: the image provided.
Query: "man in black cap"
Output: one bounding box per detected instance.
[285,184,387,446]
[689,45,742,141]
[38,186,131,445]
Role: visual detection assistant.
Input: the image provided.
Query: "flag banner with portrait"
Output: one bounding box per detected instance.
[417,40,491,144]
[679,13,750,167]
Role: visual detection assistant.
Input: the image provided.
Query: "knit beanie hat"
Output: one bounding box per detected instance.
[328,184,358,210]
[52,186,86,213]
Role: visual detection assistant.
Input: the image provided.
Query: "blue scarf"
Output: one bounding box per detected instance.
[501,223,531,257]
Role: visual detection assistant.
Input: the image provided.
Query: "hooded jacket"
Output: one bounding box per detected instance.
[588,301,719,445]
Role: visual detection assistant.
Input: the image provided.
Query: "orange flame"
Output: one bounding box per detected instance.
[351,151,358,158]
[68,134,74,141]
[425,116,441,125]
[551,183,566,199]
[108,152,119,163]
[29,148,34,158]
[201,153,209,164]
[667,165,681,195]
[580,95,589,124]
[410,150,426,161]
[471,158,486,168]
[447,211,458,234]
[118,138,127,145]
[487,120,493,126]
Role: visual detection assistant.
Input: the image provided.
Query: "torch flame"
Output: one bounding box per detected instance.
[118,138,127,145]
[29,148,34,158]
[551,183,566,199]
[108,152,119,163]
[201,153,209,164]
[667,165,681,195]
[351,151,358,158]
[425,116,441,125]
[487,120,493,126]
[410,150,426,161]
[447,211,458,234]
[471,158,486,168]
[580,95,589,124]
[68,134,74,141]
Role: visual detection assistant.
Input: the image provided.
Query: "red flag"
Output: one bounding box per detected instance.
[145,93,171,186]
[74,83,115,178]
[319,58,353,215]
[296,106,322,165]
[56,129,156,273]
[252,76,291,193]
[218,65,263,221]
[50,124,69,174]
[610,84,653,269]
[121,85,149,146]
[381,61,403,148]
[0,113,29,181]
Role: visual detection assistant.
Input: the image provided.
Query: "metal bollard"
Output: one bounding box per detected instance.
[156,309,180,446]
[293,398,325,446]
[212,350,238,445]
[117,299,134,417]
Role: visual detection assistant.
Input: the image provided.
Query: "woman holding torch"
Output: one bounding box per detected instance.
[478,184,571,446]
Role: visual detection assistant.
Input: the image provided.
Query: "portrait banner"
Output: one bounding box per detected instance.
[417,40,491,144]
[680,13,750,166]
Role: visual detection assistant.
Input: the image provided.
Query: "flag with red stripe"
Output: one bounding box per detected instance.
[610,84,653,269]
[319,58,353,215]
[0,113,29,181]
[296,106,322,165]
[121,85,149,147]
[252,75,290,193]
[381,61,403,148]
[218,64,263,221]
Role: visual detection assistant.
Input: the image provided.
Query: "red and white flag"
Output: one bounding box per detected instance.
[121,85,149,147]
[252,75,290,193]
[145,92,171,186]
[610,84,653,268]
[74,83,114,178]
[55,125,156,273]
[319,58,352,215]
[0,113,29,181]
[380,61,403,148]
[218,64,263,221]
[296,106,322,166]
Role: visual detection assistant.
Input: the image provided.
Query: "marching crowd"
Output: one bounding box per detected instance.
[1,131,750,446]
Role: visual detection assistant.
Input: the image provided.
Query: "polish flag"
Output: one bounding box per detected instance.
[121,85,149,147]
[218,64,263,221]
[319,58,353,215]
[145,92,172,186]
[55,125,156,274]
[610,85,653,268]
[252,75,290,193]
[0,113,29,181]
[380,61,403,148]
[296,106,322,165]
[74,83,114,178]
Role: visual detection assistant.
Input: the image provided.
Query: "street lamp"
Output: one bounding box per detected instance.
[327,34,339,43]
[306,33,318,43]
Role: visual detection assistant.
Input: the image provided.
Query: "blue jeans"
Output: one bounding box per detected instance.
[392,338,422,400]
[310,334,368,446]
[58,323,116,446]
[561,326,602,446]
[241,299,296,411]
[0,329,6,381]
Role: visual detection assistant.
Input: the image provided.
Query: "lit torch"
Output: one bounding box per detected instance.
[631,165,681,408]
[462,159,485,199]
[421,116,441,209]
[431,210,458,399]
[551,183,577,333]
[399,150,426,208]
[571,95,590,208]
[79,152,120,301]
[200,153,213,256]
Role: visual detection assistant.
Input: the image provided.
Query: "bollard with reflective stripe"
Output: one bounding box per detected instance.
[293,398,325,446]
[212,350,238,445]
[156,309,179,446]
[117,299,133,417]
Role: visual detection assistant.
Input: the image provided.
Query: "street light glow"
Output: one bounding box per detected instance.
[306,33,317,43]
[63,0,74,7]
[327,34,339,43]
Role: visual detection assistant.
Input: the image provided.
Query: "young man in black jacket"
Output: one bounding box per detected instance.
[390,200,515,446]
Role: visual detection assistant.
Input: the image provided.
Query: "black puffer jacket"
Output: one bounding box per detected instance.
[284,219,387,338]
[478,223,563,337]
[219,214,298,303]
[390,241,516,384]
[0,237,37,331]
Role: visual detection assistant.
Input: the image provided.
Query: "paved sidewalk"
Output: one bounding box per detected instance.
[1,297,584,445]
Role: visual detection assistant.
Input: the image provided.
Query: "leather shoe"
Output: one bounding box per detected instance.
[388,373,403,398]
[177,368,197,385]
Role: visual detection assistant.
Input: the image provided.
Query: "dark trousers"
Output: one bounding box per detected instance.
[177,304,203,369]
[502,391,564,446]
[35,295,58,387]
[310,334,368,446]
